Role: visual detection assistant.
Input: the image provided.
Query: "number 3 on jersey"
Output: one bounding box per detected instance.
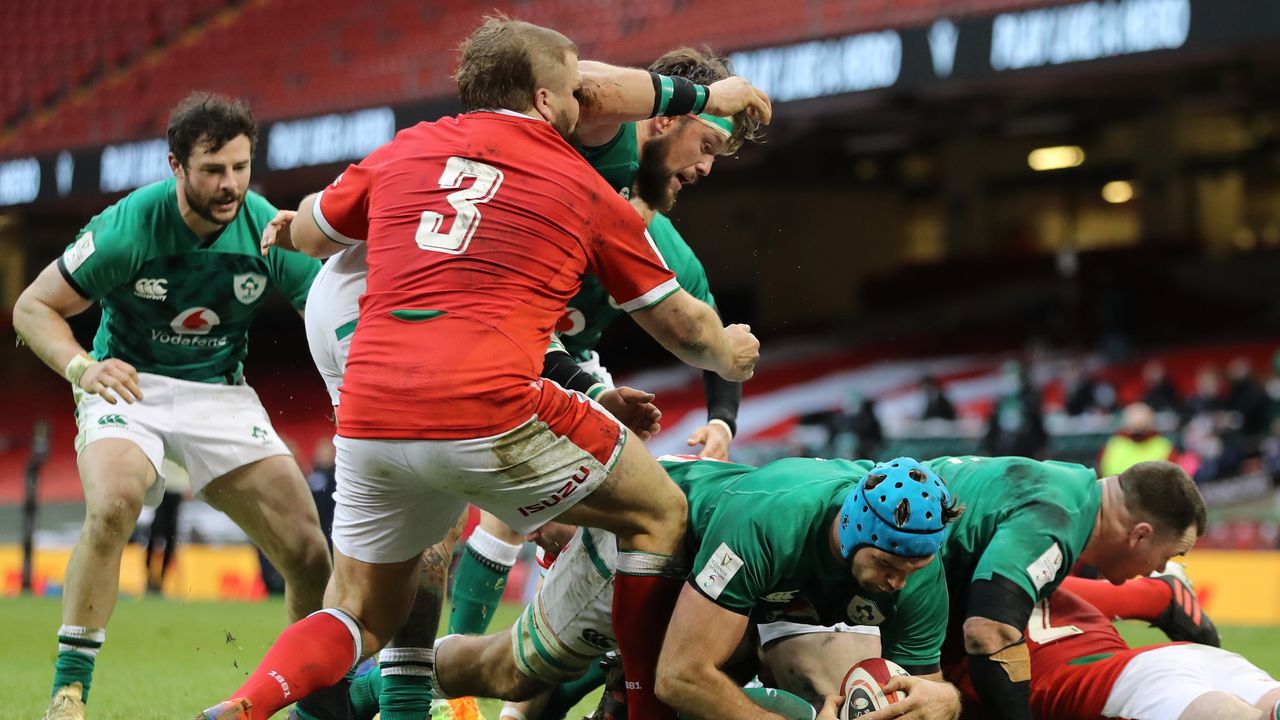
[415,156,504,254]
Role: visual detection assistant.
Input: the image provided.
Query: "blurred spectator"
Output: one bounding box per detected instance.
[983,361,1047,458]
[920,374,957,422]
[1262,418,1280,477]
[1098,403,1174,477]
[1184,366,1227,420]
[1181,413,1247,484]
[830,392,884,460]
[1140,360,1183,416]
[308,438,338,547]
[1267,349,1280,425]
[1226,357,1269,436]
[144,458,188,595]
[1061,361,1118,417]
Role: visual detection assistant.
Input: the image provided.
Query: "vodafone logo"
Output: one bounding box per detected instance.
[171,307,221,335]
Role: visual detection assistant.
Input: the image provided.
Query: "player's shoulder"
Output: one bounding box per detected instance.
[89,178,175,234]
[238,188,280,230]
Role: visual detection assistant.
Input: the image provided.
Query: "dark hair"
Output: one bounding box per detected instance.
[166,91,257,168]
[455,15,578,113]
[1119,461,1207,536]
[648,47,763,155]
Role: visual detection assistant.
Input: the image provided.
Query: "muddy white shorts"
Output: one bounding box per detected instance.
[331,402,626,564]
[73,372,292,505]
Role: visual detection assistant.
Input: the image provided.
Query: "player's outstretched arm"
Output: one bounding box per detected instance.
[656,583,791,720]
[575,61,772,147]
[631,289,759,382]
[14,261,142,404]
[287,193,349,259]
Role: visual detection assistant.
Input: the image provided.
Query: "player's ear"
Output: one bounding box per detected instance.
[168,152,183,178]
[1130,521,1154,545]
[650,115,676,135]
[531,87,555,125]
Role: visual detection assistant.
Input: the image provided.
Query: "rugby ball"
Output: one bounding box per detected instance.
[838,658,909,719]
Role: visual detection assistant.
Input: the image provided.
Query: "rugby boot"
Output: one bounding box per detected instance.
[585,654,627,720]
[42,683,84,720]
[196,698,252,720]
[1151,566,1220,646]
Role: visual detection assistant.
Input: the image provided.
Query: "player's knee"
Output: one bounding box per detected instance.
[645,481,688,542]
[83,492,144,548]
[277,531,333,589]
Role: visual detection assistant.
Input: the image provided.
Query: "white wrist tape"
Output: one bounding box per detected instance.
[64,353,97,386]
[708,418,734,440]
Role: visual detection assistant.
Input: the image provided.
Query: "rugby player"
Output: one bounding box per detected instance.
[199,18,762,720]
[14,93,333,720]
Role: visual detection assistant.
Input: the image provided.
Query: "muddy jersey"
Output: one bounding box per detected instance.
[57,177,319,384]
[927,456,1102,604]
[663,456,950,669]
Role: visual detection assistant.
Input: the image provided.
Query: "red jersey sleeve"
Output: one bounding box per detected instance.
[313,163,373,245]
[586,196,679,312]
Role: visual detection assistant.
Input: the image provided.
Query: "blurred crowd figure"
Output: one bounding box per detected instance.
[982,360,1047,458]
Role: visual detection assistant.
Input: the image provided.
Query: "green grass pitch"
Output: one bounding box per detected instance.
[3,595,1279,719]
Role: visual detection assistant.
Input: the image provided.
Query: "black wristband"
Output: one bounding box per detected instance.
[541,350,600,396]
[649,72,708,117]
[702,370,741,436]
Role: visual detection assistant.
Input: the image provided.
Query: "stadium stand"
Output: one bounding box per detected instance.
[2,0,1069,156]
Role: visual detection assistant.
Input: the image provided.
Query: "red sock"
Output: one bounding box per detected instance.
[231,610,360,717]
[612,559,682,720]
[1060,576,1172,622]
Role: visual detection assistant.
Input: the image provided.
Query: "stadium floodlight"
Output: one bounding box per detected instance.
[1102,180,1135,204]
[1028,145,1085,171]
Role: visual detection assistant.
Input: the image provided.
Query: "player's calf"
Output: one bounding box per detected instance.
[435,633,549,701]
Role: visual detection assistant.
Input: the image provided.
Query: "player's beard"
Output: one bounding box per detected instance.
[183,177,244,227]
[551,106,575,141]
[634,133,679,213]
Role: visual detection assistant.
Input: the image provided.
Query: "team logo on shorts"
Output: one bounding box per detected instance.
[846,595,886,625]
[170,307,221,335]
[233,273,267,304]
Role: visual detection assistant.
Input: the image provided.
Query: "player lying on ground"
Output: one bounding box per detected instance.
[395,456,966,720]
[14,92,335,720]
[951,588,1280,720]
[736,456,1208,720]
[199,17,765,720]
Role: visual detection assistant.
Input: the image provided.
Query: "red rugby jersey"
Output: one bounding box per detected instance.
[314,111,678,439]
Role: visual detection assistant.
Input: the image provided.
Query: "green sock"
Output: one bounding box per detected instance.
[52,625,105,702]
[448,530,520,635]
[349,668,384,720]
[379,673,433,720]
[377,647,436,720]
[542,660,607,720]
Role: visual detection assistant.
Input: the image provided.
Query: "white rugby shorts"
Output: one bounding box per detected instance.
[73,372,292,505]
[1103,643,1280,718]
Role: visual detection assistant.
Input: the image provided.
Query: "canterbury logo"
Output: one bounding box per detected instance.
[133,278,168,301]
[98,414,127,427]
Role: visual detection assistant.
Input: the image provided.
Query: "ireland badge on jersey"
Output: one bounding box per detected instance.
[233,273,267,304]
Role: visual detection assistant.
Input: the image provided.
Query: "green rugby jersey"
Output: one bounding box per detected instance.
[662,457,951,669]
[927,456,1102,604]
[577,123,640,192]
[558,212,715,362]
[57,178,320,384]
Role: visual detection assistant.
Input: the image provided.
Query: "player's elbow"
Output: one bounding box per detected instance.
[963,616,1022,656]
[654,657,702,712]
